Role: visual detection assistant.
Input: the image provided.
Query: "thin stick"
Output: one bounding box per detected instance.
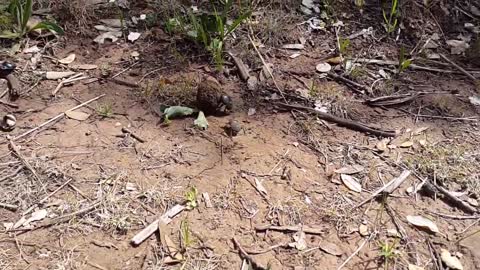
[337,233,375,270]
[255,224,325,235]
[121,127,146,143]
[9,141,41,182]
[244,242,288,254]
[0,202,18,211]
[429,211,480,220]
[232,237,268,270]
[13,94,105,141]
[440,53,477,81]
[22,178,73,216]
[328,73,367,95]
[353,170,410,209]
[52,73,85,96]
[458,218,480,235]
[112,61,139,78]
[277,102,397,137]
[247,34,287,103]
[0,99,19,108]
[400,109,478,121]
[131,204,186,246]
[138,67,167,83]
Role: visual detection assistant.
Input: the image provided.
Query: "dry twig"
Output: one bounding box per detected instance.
[121,127,146,143]
[232,237,268,270]
[276,102,397,137]
[13,94,105,141]
[255,224,325,235]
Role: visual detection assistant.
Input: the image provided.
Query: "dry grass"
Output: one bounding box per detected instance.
[405,142,478,189]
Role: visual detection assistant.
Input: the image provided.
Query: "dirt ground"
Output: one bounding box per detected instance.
[1,1,480,270]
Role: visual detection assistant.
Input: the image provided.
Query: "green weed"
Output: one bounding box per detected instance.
[378,239,398,270]
[180,219,193,248]
[398,47,412,73]
[185,186,198,210]
[175,0,251,69]
[0,0,64,39]
[382,0,399,34]
[339,38,350,56]
[97,103,114,118]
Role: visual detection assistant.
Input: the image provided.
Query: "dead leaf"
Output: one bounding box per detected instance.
[100,19,123,28]
[413,127,429,135]
[14,209,49,228]
[23,45,41,54]
[289,53,301,59]
[58,53,76,64]
[341,174,362,193]
[288,231,307,251]
[94,31,122,44]
[400,141,414,148]
[128,32,141,42]
[446,39,470,55]
[326,56,343,65]
[260,63,274,81]
[254,178,268,196]
[408,264,425,270]
[65,111,90,121]
[441,249,463,270]
[406,215,439,233]
[70,64,98,70]
[376,139,389,152]
[335,164,364,174]
[467,198,478,207]
[282,44,304,50]
[46,71,76,80]
[164,234,183,260]
[387,229,401,238]
[319,241,343,256]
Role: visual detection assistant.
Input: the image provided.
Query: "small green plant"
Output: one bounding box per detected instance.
[398,47,412,74]
[382,0,399,34]
[184,0,251,69]
[0,0,64,39]
[379,239,398,270]
[339,38,350,56]
[185,186,198,210]
[354,0,365,10]
[180,219,193,248]
[97,103,114,118]
[308,81,318,97]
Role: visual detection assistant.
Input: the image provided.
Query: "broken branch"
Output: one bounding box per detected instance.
[276,102,397,137]
[255,224,325,235]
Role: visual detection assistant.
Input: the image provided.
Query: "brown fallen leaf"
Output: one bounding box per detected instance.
[70,64,98,70]
[400,141,414,148]
[65,111,90,121]
[406,215,439,233]
[341,174,362,193]
[440,249,463,270]
[326,56,343,65]
[58,53,76,64]
[319,241,343,256]
[376,139,389,152]
[335,164,364,174]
